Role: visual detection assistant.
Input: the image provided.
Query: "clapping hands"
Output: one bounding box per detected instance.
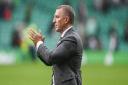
[28,28,44,45]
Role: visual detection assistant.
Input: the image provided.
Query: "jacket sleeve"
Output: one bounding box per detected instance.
[37,36,77,66]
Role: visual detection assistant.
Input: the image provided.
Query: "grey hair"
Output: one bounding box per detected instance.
[57,5,75,24]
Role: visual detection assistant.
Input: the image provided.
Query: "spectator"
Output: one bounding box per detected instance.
[24,2,33,24]
[108,22,119,52]
[85,17,101,50]
[104,22,119,66]
[93,0,110,13]
[76,0,88,49]
[11,22,25,48]
[0,0,15,20]
[124,21,128,43]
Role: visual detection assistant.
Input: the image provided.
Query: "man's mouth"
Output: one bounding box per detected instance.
[55,24,57,28]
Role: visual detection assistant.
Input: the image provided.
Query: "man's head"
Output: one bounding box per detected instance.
[53,5,75,33]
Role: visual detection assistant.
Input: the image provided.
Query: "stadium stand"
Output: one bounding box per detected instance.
[0,0,128,64]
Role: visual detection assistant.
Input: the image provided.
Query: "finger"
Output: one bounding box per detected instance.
[28,31,34,38]
[29,29,37,35]
[28,31,36,39]
[28,34,34,41]
[30,28,39,34]
[29,29,37,38]
[28,29,35,37]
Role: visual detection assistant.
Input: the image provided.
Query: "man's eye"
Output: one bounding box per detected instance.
[56,16,59,18]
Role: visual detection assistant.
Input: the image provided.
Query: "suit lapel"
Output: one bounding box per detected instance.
[57,38,62,47]
[63,28,74,38]
[56,28,74,47]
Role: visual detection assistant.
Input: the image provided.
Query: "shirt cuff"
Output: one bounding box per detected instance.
[36,41,43,51]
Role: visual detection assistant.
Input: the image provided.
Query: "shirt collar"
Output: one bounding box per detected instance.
[61,26,73,38]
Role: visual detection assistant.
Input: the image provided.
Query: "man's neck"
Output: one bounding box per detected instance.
[61,25,73,38]
[60,24,72,34]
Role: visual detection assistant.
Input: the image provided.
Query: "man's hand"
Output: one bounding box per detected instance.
[28,28,44,45]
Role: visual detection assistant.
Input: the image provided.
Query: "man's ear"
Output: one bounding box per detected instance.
[64,16,70,24]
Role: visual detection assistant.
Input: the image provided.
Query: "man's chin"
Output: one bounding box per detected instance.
[55,28,60,32]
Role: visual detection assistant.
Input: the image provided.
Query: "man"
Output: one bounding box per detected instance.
[29,5,83,85]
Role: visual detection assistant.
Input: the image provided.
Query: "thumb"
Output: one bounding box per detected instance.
[38,29,45,41]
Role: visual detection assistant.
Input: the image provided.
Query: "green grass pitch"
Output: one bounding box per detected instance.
[0,50,128,85]
[0,62,128,85]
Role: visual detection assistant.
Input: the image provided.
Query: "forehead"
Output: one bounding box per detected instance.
[54,8,65,16]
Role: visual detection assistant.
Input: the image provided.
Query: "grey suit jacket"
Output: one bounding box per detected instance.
[37,28,83,85]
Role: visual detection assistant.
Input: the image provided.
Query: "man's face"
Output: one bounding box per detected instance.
[53,8,67,33]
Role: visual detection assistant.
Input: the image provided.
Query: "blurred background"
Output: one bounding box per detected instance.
[0,0,128,85]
